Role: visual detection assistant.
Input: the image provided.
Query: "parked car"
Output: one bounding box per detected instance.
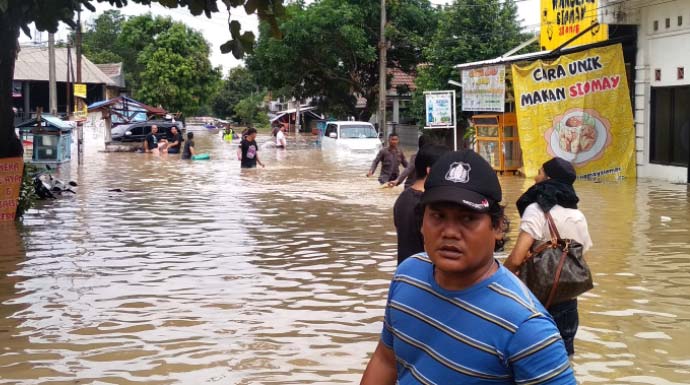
[321,121,382,154]
[111,120,185,142]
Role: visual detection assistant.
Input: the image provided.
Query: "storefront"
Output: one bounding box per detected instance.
[601,0,690,183]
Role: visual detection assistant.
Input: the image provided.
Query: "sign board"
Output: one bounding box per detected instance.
[461,66,506,112]
[424,90,457,150]
[511,44,635,179]
[424,91,455,129]
[0,158,24,222]
[74,83,87,99]
[540,0,608,50]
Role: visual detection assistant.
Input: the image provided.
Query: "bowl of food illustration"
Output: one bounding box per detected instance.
[545,108,612,165]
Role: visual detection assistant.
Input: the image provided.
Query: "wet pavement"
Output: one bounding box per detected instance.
[1,129,689,384]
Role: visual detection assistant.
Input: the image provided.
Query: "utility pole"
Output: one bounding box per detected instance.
[48,33,57,115]
[66,43,72,117]
[295,101,300,133]
[75,9,84,165]
[378,0,387,138]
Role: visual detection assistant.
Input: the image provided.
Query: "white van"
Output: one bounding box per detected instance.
[321,121,382,154]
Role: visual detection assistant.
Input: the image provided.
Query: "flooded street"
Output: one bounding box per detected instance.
[1,130,689,384]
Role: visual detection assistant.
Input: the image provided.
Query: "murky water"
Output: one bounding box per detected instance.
[1,129,689,384]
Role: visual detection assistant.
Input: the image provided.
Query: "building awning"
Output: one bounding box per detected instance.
[270,108,323,123]
[14,46,117,86]
[87,96,166,115]
[455,36,625,71]
[16,114,73,132]
[275,106,317,115]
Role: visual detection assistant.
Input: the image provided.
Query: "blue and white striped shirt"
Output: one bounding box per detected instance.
[381,254,576,385]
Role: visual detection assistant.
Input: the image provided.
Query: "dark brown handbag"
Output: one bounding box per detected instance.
[519,212,593,308]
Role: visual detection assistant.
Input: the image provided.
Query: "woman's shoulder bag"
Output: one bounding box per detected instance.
[519,211,594,308]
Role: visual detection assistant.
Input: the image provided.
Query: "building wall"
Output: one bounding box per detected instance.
[634,0,690,182]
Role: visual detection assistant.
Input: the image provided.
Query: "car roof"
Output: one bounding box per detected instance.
[329,121,374,126]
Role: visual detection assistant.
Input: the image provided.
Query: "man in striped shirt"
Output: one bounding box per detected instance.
[360,150,576,385]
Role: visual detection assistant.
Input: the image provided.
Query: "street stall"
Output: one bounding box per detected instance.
[17,114,73,164]
[459,64,523,173]
[471,112,520,174]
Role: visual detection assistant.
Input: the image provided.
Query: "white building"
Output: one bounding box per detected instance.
[602,0,690,183]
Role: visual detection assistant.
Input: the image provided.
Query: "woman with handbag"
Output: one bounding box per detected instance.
[504,157,593,356]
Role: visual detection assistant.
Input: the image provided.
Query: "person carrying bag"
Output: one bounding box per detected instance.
[505,157,593,356]
[519,211,593,308]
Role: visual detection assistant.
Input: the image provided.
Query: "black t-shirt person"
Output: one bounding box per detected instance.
[240,138,259,168]
[167,132,182,153]
[393,187,425,264]
[182,139,194,159]
[145,132,158,151]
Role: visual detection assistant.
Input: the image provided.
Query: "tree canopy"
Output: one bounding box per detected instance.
[212,67,258,121]
[410,0,534,125]
[246,0,438,121]
[78,12,222,117]
[0,0,284,158]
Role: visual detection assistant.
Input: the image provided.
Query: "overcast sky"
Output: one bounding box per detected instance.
[20,0,540,74]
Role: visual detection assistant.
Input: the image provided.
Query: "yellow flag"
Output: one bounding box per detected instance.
[73,83,87,99]
[511,44,636,179]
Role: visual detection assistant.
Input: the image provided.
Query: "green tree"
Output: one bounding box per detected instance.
[116,13,174,94]
[410,0,534,125]
[80,9,125,64]
[247,0,437,121]
[212,67,258,120]
[234,92,268,127]
[0,0,284,158]
[131,17,222,116]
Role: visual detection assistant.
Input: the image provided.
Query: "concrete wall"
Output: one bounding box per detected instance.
[633,0,690,182]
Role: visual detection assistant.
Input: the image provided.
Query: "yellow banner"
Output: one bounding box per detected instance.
[540,0,608,50]
[0,158,24,222]
[511,44,635,179]
[74,83,87,99]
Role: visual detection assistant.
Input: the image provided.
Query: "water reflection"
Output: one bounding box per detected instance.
[1,130,689,384]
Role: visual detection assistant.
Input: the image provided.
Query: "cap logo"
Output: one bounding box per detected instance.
[445,161,471,183]
[463,199,490,210]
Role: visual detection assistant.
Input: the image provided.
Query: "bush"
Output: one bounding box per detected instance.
[15,164,38,220]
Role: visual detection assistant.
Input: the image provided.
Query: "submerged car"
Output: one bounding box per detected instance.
[111,120,185,142]
[321,121,382,153]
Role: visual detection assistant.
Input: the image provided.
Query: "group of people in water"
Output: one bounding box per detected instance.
[142,124,289,165]
[362,133,591,384]
[143,124,196,159]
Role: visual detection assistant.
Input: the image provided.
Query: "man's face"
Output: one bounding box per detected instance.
[421,202,500,277]
[151,125,158,134]
[389,136,399,147]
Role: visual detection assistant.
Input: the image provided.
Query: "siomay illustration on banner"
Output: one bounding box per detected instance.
[511,43,635,179]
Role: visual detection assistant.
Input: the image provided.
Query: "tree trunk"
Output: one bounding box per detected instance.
[0,13,23,159]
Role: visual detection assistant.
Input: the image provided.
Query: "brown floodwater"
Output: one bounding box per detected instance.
[1,129,689,384]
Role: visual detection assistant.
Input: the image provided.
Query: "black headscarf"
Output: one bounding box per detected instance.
[516,158,580,216]
[516,179,579,216]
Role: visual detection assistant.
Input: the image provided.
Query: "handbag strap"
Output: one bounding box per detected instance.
[544,211,561,244]
[544,211,569,308]
[545,243,569,308]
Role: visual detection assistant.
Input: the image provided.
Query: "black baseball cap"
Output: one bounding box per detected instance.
[420,150,502,212]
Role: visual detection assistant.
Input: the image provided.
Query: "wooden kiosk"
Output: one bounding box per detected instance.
[471,112,521,174]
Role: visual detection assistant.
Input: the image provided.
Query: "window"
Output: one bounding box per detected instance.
[325,124,337,138]
[654,20,659,31]
[339,125,378,139]
[650,86,690,166]
[666,18,671,28]
[679,15,683,26]
[130,126,146,136]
